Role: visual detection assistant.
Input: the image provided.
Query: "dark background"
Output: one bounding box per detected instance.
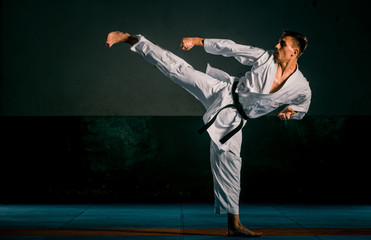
[1,0,370,116]
[1,0,370,204]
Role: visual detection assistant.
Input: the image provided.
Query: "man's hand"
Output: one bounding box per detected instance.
[181,37,204,51]
[278,107,296,120]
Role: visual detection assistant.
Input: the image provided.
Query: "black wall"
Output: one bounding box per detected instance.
[1,116,370,204]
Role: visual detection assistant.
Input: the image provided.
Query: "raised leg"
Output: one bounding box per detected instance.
[106,31,228,109]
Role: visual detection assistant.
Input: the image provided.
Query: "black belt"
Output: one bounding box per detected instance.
[198,81,249,144]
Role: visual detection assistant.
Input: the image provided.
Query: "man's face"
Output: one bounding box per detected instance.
[274,36,297,63]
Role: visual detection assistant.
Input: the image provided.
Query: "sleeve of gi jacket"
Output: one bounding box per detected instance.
[204,39,267,66]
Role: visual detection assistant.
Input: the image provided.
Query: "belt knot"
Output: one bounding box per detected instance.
[199,81,249,144]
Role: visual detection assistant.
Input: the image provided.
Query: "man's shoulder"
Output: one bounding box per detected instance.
[295,68,309,83]
[291,69,311,94]
[253,50,274,67]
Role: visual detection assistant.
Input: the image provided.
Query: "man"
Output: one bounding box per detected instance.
[106,30,311,237]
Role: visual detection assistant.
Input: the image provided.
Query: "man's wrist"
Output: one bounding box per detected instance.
[195,37,205,46]
[287,107,297,115]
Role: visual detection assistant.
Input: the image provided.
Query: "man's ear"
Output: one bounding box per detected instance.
[293,49,299,57]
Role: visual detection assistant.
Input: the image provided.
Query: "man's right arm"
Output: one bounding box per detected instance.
[181,37,267,66]
[203,39,267,66]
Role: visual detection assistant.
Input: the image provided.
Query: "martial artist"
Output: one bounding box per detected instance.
[106,30,311,237]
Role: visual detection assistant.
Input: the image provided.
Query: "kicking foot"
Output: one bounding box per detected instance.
[227,225,262,237]
[106,31,138,48]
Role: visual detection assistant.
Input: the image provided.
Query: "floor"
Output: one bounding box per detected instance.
[0,203,371,239]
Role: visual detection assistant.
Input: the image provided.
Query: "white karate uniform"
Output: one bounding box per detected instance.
[130,35,311,215]
[203,39,311,151]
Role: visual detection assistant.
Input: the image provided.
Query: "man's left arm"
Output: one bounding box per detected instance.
[278,107,297,120]
[278,89,312,120]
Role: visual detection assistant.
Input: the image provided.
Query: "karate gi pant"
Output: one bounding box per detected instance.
[130,35,242,215]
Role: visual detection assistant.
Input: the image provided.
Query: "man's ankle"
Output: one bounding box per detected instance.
[227,213,241,229]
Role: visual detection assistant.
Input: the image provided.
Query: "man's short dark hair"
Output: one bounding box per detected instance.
[281,30,308,56]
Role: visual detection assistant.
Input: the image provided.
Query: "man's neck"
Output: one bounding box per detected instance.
[278,59,297,77]
[270,59,298,93]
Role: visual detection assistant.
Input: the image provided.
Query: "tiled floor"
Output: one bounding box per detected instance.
[0,203,370,239]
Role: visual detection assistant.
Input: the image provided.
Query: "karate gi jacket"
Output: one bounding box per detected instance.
[202,38,312,149]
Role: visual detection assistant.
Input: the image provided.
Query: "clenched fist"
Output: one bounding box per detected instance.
[181,37,205,51]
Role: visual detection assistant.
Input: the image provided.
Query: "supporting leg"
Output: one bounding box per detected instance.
[210,131,262,237]
[210,136,242,215]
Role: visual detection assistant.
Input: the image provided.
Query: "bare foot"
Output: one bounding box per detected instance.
[227,225,262,237]
[106,31,138,48]
[227,214,262,237]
